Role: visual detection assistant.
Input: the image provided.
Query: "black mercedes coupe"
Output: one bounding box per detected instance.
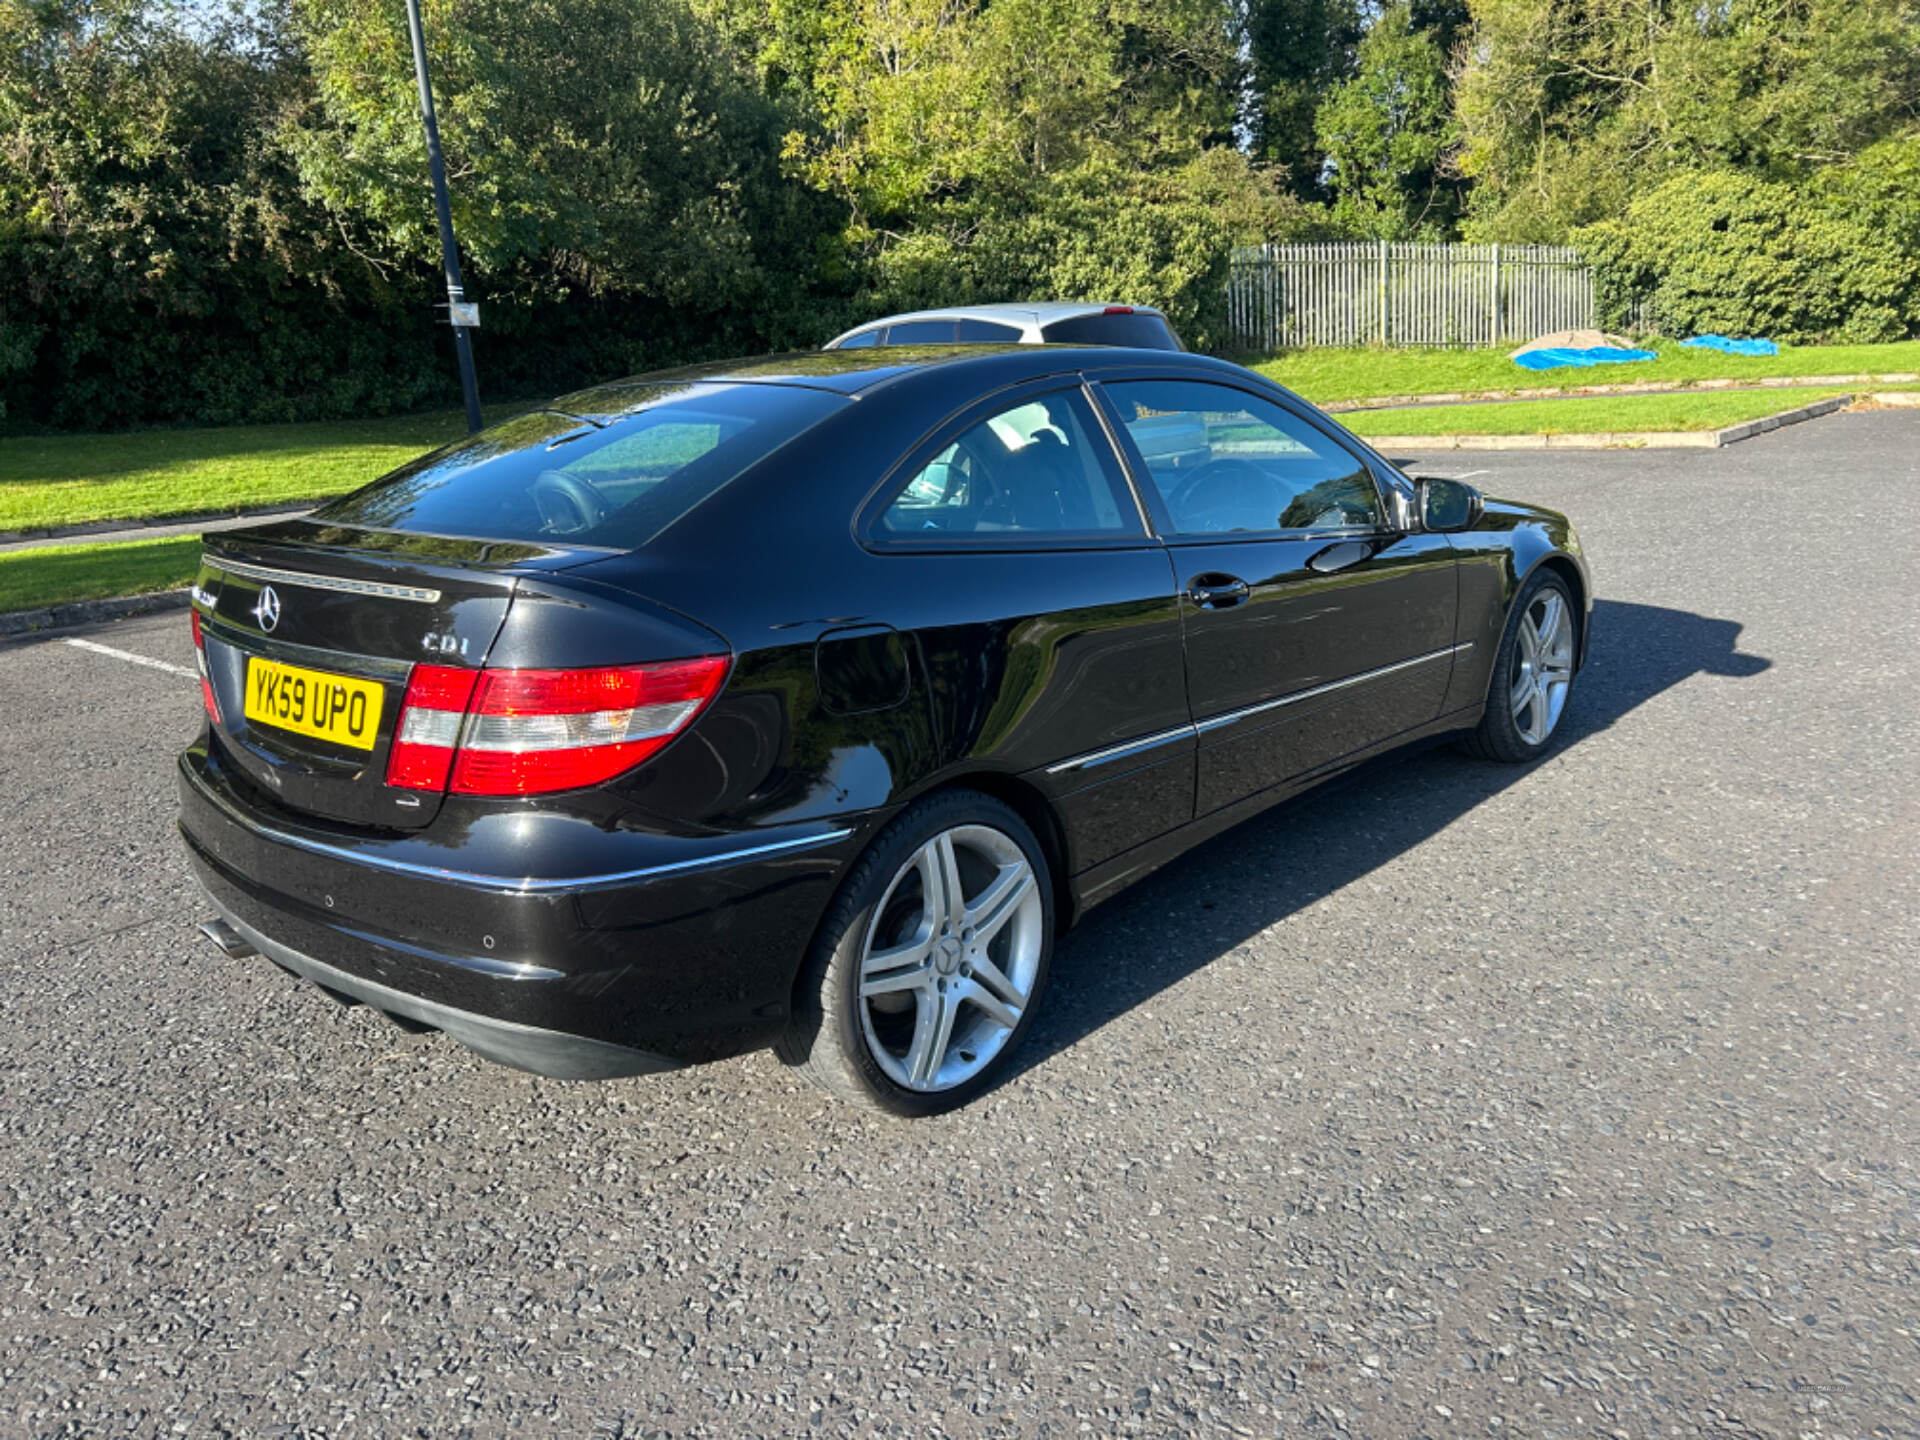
[180,344,1590,1114]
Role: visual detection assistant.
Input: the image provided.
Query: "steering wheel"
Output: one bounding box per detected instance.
[532,469,608,536]
[1165,459,1285,534]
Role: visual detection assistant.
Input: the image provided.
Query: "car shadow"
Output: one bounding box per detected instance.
[1013,598,1771,1078]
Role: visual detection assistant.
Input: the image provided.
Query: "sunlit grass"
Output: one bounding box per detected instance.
[0,537,201,613]
[1337,387,1855,438]
[0,410,483,534]
[1256,340,1920,405]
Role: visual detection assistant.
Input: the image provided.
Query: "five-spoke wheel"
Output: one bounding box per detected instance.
[780,792,1054,1115]
[1509,587,1575,746]
[1463,567,1581,763]
[857,825,1043,1092]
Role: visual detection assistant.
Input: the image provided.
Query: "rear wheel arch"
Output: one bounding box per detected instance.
[943,772,1074,935]
[777,782,1060,1113]
[786,772,1073,1016]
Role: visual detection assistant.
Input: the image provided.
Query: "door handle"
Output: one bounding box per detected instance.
[1186,573,1252,609]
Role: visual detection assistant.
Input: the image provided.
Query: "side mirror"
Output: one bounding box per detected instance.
[1416,476,1483,533]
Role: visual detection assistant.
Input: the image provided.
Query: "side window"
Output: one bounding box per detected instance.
[835,328,881,349]
[876,389,1142,541]
[1102,380,1382,536]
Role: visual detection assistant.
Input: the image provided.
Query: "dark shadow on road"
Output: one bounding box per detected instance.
[1015,598,1771,1076]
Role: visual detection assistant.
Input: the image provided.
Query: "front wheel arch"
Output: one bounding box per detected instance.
[1529,553,1589,670]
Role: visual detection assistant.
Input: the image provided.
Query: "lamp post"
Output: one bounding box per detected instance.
[403,0,483,434]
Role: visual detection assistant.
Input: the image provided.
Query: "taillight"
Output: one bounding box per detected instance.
[1102,305,1134,315]
[386,663,480,792]
[190,609,219,722]
[385,656,729,798]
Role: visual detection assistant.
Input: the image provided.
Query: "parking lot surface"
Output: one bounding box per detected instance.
[3,412,1917,1438]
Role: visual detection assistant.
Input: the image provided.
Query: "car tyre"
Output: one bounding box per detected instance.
[777,790,1054,1116]
[1460,568,1580,763]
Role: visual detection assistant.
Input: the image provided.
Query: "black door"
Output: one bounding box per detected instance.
[1095,377,1458,817]
[859,380,1195,873]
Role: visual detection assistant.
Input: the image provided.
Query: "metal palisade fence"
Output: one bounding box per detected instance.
[1226,242,1597,351]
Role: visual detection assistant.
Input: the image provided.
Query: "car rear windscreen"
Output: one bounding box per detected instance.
[313,383,846,550]
[1040,313,1181,350]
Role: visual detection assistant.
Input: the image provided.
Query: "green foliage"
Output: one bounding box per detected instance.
[285,0,835,330]
[0,0,444,429]
[1577,169,1920,342]
[750,0,1294,346]
[1455,0,1920,241]
[4,0,1917,436]
[1314,4,1458,238]
[1243,0,1364,199]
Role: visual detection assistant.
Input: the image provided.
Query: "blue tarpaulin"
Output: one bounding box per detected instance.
[1681,334,1779,356]
[1513,346,1658,371]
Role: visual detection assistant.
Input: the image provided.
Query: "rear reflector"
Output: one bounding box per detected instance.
[386,656,729,798]
[190,609,219,722]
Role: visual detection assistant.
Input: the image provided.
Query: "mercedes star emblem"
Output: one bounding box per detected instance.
[252,584,282,633]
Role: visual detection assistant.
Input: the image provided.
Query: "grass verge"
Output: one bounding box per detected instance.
[0,537,201,614]
[0,409,481,535]
[1337,387,1853,439]
[1256,340,1920,405]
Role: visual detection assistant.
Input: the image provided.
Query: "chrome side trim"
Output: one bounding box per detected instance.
[1193,642,1472,736]
[1046,723,1196,776]
[1043,641,1474,774]
[182,764,852,893]
[208,557,443,605]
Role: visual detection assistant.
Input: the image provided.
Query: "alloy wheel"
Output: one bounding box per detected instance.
[1510,589,1575,745]
[856,824,1044,1092]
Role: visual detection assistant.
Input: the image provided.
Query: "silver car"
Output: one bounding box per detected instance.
[825,302,1184,352]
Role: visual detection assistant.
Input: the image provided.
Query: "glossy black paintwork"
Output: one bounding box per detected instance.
[1173,529,1459,815]
[179,343,1590,1075]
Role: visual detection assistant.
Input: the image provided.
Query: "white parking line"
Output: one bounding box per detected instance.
[64,637,196,681]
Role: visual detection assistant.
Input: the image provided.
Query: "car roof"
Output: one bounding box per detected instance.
[549,343,1241,414]
[846,302,1165,330]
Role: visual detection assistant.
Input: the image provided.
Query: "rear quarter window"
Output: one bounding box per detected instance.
[1041,313,1181,350]
[313,383,845,550]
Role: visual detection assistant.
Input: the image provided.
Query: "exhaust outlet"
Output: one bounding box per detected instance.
[198,917,257,959]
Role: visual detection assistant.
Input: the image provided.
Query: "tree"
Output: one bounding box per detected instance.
[750,0,1297,347]
[1242,0,1363,200]
[0,0,438,427]
[284,0,838,344]
[1453,0,1920,241]
[1314,3,1458,237]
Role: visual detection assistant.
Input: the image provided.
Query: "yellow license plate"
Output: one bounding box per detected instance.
[244,657,385,751]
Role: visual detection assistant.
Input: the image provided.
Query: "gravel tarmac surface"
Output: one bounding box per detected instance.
[3,412,1917,1439]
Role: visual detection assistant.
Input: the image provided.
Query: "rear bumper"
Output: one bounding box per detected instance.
[178,742,867,1075]
[207,903,679,1079]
